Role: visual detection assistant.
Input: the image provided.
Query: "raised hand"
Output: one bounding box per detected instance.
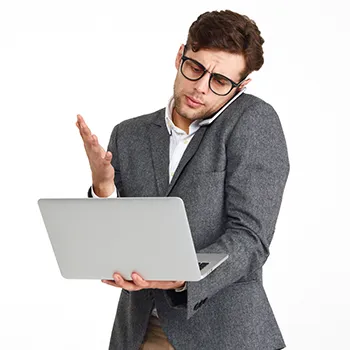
[76,114,115,197]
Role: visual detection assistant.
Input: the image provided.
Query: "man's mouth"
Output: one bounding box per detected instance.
[185,95,204,108]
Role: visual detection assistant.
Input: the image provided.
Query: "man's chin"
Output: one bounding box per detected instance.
[178,105,205,121]
[180,112,202,121]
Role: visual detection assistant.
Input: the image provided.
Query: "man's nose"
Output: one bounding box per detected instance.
[193,72,210,94]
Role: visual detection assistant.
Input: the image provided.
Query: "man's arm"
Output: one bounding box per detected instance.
[87,124,122,198]
[165,101,290,320]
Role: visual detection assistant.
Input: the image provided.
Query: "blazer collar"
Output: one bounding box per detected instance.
[149,110,208,196]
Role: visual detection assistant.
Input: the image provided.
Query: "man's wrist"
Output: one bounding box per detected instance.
[92,181,115,197]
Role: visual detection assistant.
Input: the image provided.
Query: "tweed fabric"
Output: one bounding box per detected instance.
[88,92,289,350]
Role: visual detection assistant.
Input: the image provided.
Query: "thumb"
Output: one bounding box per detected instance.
[105,151,113,161]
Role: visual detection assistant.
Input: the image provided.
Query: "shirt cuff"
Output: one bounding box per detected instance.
[91,184,118,198]
[175,282,187,292]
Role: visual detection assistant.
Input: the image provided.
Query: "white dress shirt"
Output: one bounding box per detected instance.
[91,87,247,317]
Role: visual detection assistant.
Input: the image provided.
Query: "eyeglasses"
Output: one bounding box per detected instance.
[180,45,247,96]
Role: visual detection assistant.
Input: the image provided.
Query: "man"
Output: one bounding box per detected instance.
[76,9,289,350]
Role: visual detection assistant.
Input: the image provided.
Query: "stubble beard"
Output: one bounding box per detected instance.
[173,90,213,122]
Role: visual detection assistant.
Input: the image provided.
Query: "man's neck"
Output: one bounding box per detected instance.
[171,108,192,134]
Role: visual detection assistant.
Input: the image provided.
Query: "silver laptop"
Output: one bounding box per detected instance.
[37,197,228,281]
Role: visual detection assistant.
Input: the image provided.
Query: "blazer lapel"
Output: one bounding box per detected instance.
[165,125,208,196]
[149,111,170,196]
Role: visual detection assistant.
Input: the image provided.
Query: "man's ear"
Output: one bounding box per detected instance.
[238,78,252,91]
[175,44,185,70]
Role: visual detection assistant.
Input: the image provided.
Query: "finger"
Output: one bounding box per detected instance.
[77,115,92,137]
[76,122,82,137]
[104,151,112,162]
[138,280,184,290]
[113,273,143,291]
[76,120,83,135]
[77,125,91,143]
[90,134,100,148]
[90,135,104,152]
[83,134,101,155]
[91,133,98,144]
[76,116,105,156]
[101,279,118,287]
[77,114,86,124]
[131,273,151,288]
[76,115,85,130]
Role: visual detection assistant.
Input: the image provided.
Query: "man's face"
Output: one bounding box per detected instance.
[173,44,251,122]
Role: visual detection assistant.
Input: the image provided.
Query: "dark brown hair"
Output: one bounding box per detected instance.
[186,10,265,79]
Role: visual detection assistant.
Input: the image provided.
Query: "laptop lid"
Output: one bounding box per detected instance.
[38,197,224,281]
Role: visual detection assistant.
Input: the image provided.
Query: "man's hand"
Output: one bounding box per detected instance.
[101,272,185,291]
[76,114,115,197]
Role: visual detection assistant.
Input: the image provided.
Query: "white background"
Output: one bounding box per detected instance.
[1,0,349,349]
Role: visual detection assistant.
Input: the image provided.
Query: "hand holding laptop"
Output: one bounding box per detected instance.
[76,116,186,290]
[76,114,115,197]
[102,272,186,291]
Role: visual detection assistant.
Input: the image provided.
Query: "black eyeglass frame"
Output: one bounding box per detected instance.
[180,45,247,96]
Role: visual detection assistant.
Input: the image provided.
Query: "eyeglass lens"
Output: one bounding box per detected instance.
[181,58,233,95]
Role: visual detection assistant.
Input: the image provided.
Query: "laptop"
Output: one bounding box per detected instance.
[37,197,228,281]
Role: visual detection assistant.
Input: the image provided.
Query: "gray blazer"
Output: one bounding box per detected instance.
[88,92,290,350]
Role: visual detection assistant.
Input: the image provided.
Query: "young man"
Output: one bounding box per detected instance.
[77,10,289,350]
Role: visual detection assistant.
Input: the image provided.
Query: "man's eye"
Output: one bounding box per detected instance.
[214,78,225,86]
[191,66,202,73]
[214,77,229,86]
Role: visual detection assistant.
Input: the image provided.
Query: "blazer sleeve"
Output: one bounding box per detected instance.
[165,101,290,320]
[87,124,123,198]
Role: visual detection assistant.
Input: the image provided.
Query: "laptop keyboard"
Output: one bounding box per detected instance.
[198,262,209,270]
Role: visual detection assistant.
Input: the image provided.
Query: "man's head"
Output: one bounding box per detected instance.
[173,10,265,124]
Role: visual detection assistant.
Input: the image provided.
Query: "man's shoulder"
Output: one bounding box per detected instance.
[224,92,280,125]
[236,92,275,110]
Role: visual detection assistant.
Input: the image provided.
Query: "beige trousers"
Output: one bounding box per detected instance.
[139,315,175,350]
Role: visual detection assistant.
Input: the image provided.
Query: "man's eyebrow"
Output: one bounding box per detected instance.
[187,56,206,68]
[187,56,237,81]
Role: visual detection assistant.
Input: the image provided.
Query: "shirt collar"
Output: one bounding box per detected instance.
[165,86,247,135]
